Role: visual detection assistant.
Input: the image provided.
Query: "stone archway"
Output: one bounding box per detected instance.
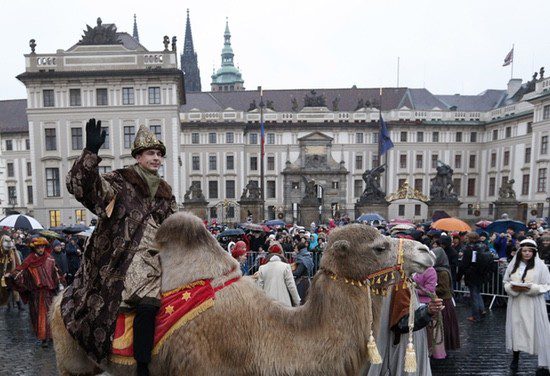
[386,181,430,221]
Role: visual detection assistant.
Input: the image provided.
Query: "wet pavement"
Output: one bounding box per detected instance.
[0,300,542,375]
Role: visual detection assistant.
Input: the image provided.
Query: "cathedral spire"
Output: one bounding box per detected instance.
[180,9,202,92]
[132,14,139,42]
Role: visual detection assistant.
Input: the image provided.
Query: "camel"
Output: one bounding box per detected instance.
[50,212,434,376]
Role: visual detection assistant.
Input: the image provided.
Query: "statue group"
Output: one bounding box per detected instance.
[429,161,457,201]
[498,179,516,201]
[360,164,386,202]
[240,181,261,200]
[184,184,205,202]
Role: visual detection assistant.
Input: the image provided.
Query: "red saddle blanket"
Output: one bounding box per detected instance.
[111,277,238,364]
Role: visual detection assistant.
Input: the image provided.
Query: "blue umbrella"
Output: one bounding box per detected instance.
[218,228,245,237]
[265,219,286,227]
[356,213,386,223]
[485,219,527,234]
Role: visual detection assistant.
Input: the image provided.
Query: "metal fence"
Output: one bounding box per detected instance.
[243,251,323,275]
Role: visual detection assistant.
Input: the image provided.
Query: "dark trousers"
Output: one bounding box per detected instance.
[133,304,159,364]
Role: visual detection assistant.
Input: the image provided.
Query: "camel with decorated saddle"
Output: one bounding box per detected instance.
[50,212,434,375]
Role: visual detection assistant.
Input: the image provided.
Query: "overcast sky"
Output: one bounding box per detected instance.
[1,0,550,100]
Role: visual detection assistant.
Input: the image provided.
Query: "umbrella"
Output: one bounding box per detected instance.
[485,219,527,234]
[431,210,451,222]
[475,220,493,229]
[388,218,413,228]
[77,226,95,237]
[63,224,89,234]
[37,229,66,241]
[218,228,245,237]
[240,222,264,232]
[0,214,43,230]
[432,218,472,232]
[356,213,386,223]
[264,219,286,227]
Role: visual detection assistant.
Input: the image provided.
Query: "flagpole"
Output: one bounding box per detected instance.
[259,86,265,220]
[379,87,388,195]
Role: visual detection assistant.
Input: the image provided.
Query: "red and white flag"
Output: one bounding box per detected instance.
[503,47,514,66]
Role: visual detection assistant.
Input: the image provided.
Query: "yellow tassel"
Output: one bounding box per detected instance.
[404,342,417,373]
[367,334,382,364]
[395,283,399,291]
[384,274,388,282]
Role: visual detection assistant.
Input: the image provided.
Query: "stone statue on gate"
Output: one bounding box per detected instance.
[240,181,261,200]
[184,183,205,202]
[360,164,386,202]
[498,179,516,201]
[302,176,317,200]
[430,160,457,201]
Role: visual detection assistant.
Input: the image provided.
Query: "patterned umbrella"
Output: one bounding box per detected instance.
[240,222,265,232]
[475,220,493,229]
[0,214,43,230]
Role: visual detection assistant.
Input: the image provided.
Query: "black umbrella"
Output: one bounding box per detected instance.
[0,214,44,230]
[62,224,89,234]
[218,228,245,237]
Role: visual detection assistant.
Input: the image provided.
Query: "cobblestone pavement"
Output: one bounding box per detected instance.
[0,301,542,375]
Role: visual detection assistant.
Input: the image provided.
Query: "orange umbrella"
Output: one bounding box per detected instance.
[431,218,472,232]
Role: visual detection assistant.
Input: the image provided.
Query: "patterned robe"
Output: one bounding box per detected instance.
[0,246,21,306]
[61,150,177,362]
[9,253,62,340]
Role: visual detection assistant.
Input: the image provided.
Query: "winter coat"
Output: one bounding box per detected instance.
[457,241,490,286]
[60,150,177,362]
[257,256,301,307]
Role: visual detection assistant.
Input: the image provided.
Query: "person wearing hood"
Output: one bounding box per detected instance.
[50,239,68,279]
[292,240,314,303]
[231,241,249,276]
[503,239,550,375]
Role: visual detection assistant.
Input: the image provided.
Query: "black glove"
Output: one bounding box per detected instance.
[85,118,106,154]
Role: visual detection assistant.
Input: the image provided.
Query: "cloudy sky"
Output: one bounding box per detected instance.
[1,0,549,100]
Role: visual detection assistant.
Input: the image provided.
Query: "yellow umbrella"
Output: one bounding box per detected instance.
[431,218,472,232]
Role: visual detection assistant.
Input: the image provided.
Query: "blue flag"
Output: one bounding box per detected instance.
[378,115,394,156]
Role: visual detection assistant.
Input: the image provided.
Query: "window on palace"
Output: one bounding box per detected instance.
[25,139,30,150]
[191,133,199,144]
[208,181,218,199]
[27,185,33,204]
[267,156,275,171]
[398,205,405,216]
[8,187,16,205]
[355,133,364,144]
[541,136,548,155]
[538,168,547,192]
[27,162,32,176]
[372,133,379,144]
[400,132,407,142]
[414,204,421,216]
[414,179,423,192]
[209,206,217,219]
[98,166,112,174]
[456,132,462,142]
[525,147,531,163]
[470,132,477,142]
[100,127,110,149]
[467,178,476,196]
[467,204,473,215]
[227,206,235,218]
[489,177,496,196]
[122,88,134,105]
[148,87,161,104]
[249,133,258,144]
[398,179,406,189]
[46,168,61,197]
[454,154,462,169]
[332,181,339,189]
[416,154,423,169]
[543,105,550,120]
[250,156,258,170]
[123,126,135,149]
[505,127,512,138]
[527,122,533,134]
[490,152,496,168]
[503,150,510,166]
[226,155,234,170]
[226,180,235,198]
[469,154,476,168]
[208,155,217,170]
[5,139,13,151]
[192,155,200,170]
[49,210,61,228]
[417,131,424,142]
[453,178,461,196]
[354,179,363,198]
[266,133,275,144]
[267,180,276,199]
[522,174,529,195]
[488,203,494,215]
[432,132,439,142]
[356,155,363,170]
[208,133,217,144]
[69,89,81,106]
[75,209,86,223]
[96,88,108,106]
[43,90,55,107]
[399,154,407,169]
[226,132,234,144]
[149,125,162,141]
[372,154,380,168]
[45,128,56,151]
[431,154,438,169]
[7,162,14,177]
[492,129,498,141]
[71,127,83,150]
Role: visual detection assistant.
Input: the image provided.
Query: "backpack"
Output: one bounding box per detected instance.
[474,246,495,283]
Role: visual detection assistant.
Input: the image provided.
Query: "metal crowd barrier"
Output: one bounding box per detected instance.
[242,251,323,275]
[453,260,550,309]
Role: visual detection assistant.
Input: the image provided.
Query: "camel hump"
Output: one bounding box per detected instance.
[155,211,213,249]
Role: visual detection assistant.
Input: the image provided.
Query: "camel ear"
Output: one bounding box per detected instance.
[330,239,351,258]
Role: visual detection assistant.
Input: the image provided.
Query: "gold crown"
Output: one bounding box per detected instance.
[131,125,166,158]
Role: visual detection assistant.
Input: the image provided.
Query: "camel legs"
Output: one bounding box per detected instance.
[49,294,99,375]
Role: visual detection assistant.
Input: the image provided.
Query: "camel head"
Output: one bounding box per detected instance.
[155,212,240,292]
[320,224,434,283]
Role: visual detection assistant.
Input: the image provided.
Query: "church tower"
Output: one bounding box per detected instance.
[180,9,202,92]
[132,14,139,42]
[210,18,244,92]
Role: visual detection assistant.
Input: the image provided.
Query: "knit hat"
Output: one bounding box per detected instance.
[231,241,247,258]
[52,239,62,248]
[268,241,283,254]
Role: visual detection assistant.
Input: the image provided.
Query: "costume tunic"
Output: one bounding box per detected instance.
[503,255,550,367]
[61,150,177,362]
[0,238,21,305]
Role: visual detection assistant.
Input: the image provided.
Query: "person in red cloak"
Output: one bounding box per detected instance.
[5,237,64,347]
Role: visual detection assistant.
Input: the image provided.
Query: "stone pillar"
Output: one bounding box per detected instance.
[493,200,520,220]
[238,199,264,223]
[427,200,462,219]
[182,200,208,220]
[299,203,320,227]
[354,200,390,222]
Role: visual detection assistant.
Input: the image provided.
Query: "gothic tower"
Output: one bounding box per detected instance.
[180,9,202,92]
[210,18,244,92]
[132,14,139,42]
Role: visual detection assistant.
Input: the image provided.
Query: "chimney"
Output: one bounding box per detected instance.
[507,78,522,97]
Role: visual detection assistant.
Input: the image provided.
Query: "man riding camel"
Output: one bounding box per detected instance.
[61,119,177,376]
